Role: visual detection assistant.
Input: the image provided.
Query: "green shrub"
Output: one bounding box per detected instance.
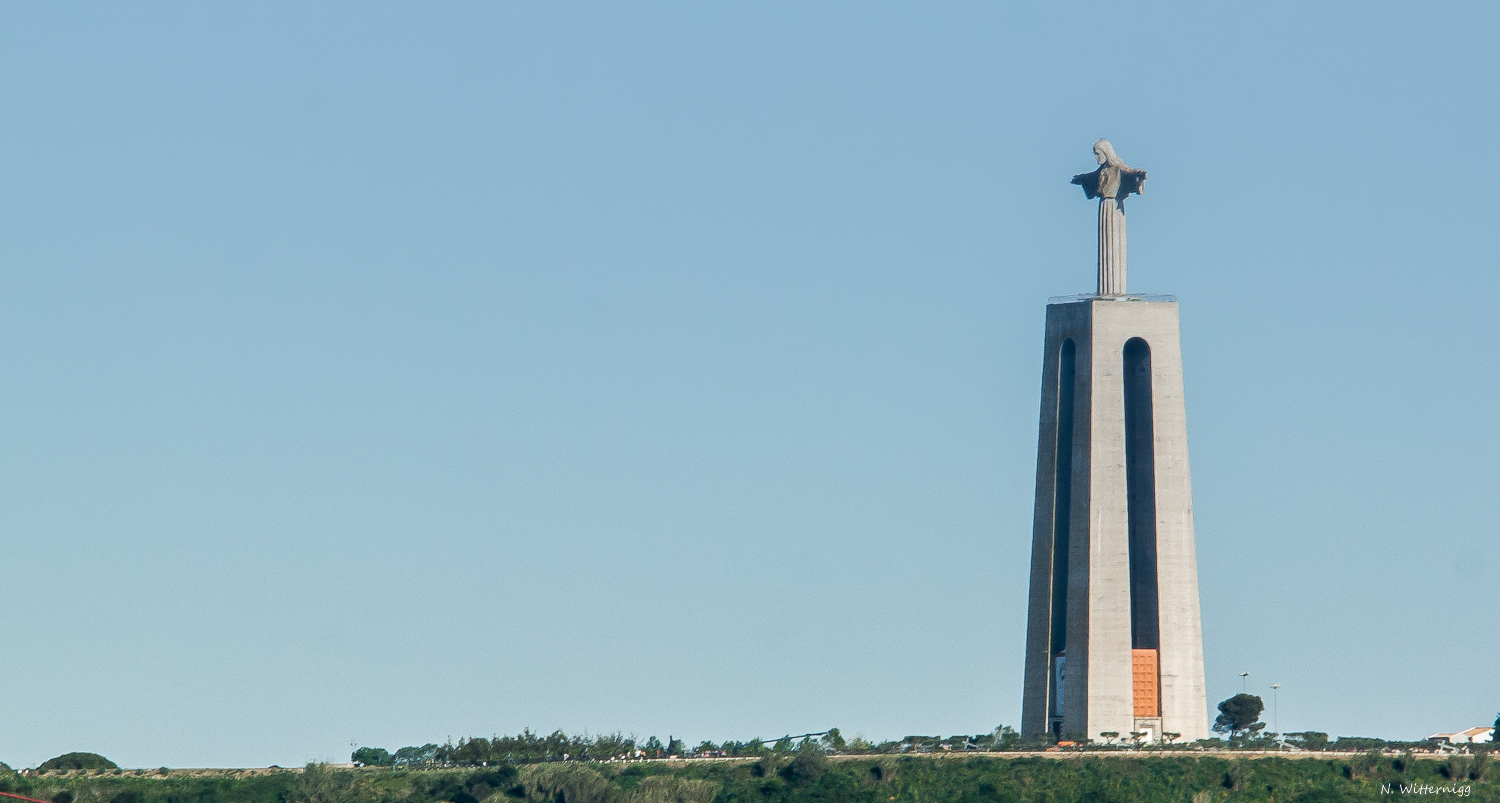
[286,762,353,803]
[781,748,827,786]
[38,754,118,772]
[752,754,780,777]
[1332,737,1386,751]
[629,777,718,803]
[519,764,621,803]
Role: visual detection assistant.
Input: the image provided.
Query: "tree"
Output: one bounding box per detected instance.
[1099,731,1120,745]
[1212,694,1265,739]
[38,753,118,771]
[820,729,846,753]
[351,747,392,767]
[1285,731,1329,751]
[392,744,439,767]
[451,737,494,765]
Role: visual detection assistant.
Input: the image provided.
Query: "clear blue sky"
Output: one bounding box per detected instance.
[0,2,1495,769]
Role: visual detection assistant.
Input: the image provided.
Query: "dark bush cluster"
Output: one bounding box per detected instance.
[37,754,119,772]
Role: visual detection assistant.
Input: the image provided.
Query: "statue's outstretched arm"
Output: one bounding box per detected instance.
[1071,169,1102,199]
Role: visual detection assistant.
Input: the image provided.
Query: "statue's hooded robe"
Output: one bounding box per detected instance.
[1072,139,1147,201]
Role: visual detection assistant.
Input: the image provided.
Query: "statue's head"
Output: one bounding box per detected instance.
[1093,138,1123,167]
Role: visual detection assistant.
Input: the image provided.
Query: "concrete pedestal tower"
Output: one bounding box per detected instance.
[1020,140,1208,745]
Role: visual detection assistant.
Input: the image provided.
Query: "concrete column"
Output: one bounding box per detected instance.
[1021,302,1090,739]
[1097,200,1127,296]
[1074,302,1135,741]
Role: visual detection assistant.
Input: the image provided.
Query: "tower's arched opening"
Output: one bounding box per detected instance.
[1123,336,1160,719]
[1048,338,1076,735]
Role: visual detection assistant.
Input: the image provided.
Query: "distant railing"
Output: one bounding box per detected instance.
[1048,293,1177,305]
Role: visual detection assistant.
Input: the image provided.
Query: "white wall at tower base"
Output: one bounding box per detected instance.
[1021,297,1208,745]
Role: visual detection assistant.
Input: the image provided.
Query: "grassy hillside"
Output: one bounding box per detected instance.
[2,752,1495,803]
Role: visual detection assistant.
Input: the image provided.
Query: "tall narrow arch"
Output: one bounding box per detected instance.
[1048,338,1077,730]
[1122,337,1159,650]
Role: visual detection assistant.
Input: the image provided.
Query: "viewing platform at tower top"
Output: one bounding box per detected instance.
[1047,292,1177,305]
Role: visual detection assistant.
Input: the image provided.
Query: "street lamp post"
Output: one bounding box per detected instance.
[1270,684,1282,740]
[1239,672,1249,693]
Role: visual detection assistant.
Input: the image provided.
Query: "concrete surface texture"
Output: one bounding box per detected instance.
[1020,297,1209,744]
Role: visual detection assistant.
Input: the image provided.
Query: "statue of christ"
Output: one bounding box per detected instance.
[1071,139,1146,296]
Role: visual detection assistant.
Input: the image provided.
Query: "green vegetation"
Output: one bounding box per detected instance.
[362,728,1041,766]
[0,752,1496,803]
[345,723,1482,765]
[1286,732,1330,751]
[1213,695,1266,740]
[356,723,1445,765]
[351,750,392,769]
[36,753,119,772]
[10,720,1495,803]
